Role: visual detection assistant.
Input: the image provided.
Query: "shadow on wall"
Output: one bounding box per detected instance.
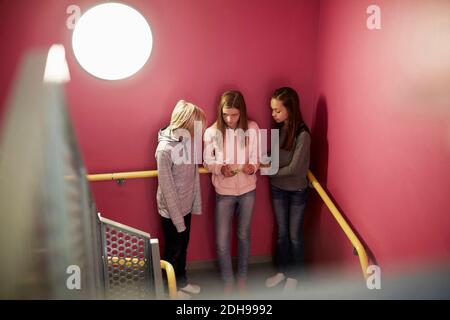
[304,95,329,266]
[324,190,379,267]
[305,95,378,269]
[311,95,329,185]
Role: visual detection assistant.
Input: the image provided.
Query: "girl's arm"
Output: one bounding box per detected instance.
[156,150,186,232]
[248,121,260,173]
[192,166,202,214]
[203,127,223,175]
[272,132,310,177]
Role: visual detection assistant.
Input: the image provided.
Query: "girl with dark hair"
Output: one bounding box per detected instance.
[265,87,311,292]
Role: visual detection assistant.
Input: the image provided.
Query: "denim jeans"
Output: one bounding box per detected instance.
[271,185,308,278]
[215,189,256,283]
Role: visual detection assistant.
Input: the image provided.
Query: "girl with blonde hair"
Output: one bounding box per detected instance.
[156,100,206,299]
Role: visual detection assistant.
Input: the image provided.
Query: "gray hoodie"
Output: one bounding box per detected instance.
[155,126,202,232]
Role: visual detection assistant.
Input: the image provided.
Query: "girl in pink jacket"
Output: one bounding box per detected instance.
[204,90,260,294]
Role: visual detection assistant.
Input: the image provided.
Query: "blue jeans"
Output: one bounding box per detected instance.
[271,185,308,278]
[215,189,256,283]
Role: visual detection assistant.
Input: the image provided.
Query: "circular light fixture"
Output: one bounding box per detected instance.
[72,3,153,80]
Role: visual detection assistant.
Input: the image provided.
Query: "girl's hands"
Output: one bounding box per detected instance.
[221,164,255,176]
[242,164,255,175]
[221,165,236,177]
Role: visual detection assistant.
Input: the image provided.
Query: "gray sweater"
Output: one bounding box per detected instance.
[155,127,202,232]
[270,127,311,191]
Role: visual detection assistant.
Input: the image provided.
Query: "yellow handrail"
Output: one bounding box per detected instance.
[87,170,158,181]
[160,260,177,299]
[88,168,369,280]
[87,168,210,181]
[307,171,369,279]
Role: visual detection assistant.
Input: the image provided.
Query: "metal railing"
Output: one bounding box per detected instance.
[98,213,177,299]
[88,167,370,280]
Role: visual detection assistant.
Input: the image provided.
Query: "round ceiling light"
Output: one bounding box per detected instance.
[72,3,153,80]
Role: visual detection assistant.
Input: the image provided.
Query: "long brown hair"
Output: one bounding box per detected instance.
[215,90,249,137]
[272,87,308,151]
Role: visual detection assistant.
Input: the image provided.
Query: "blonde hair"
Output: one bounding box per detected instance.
[170,100,206,135]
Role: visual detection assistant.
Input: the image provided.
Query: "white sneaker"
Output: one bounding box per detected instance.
[265,273,286,288]
[282,277,298,294]
[180,283,201,295]
[177,290,191,300]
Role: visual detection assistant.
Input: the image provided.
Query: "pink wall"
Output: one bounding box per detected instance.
[307,0,450,273]
[2,0,448,274]
[0,0,320,262]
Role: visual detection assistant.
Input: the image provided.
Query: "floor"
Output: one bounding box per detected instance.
[179,261,289,300]
[161,260,450,300]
